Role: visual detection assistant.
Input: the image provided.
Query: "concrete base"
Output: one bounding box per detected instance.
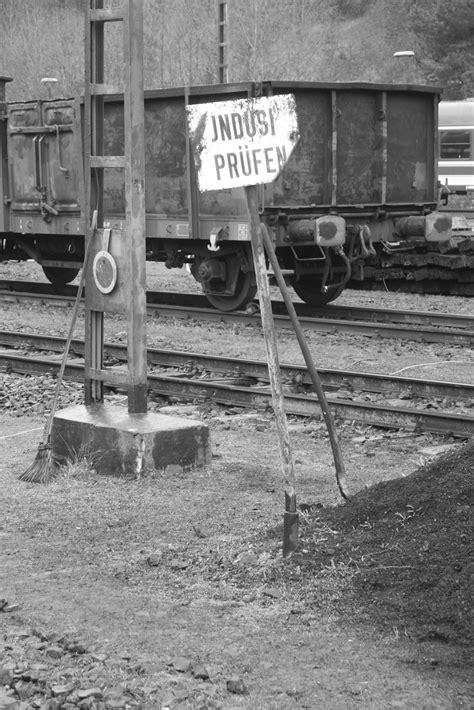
[51,404,211,477]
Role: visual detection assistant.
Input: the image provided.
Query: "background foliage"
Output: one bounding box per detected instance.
[1,0,473,101]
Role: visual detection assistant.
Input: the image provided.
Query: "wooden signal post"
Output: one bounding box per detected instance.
[83,0,147,413]
[48,1,210,477]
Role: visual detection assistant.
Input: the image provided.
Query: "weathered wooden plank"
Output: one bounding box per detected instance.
[124,0,147,414]
[458,236,474,254]
[382,253,428,267]
[426,252,474,269]
[413,267,456,281]
[89,156,125,169]
[451,283,474,295]
[246,184,298,556]
[438,236,469,254]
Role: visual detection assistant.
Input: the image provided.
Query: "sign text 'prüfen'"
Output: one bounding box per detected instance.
[186,94,299,191]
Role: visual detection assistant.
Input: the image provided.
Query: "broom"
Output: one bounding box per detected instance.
[19,214,96,483]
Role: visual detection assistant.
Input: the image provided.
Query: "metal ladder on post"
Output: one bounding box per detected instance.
[218,1,228,83]
[83,0,147,414]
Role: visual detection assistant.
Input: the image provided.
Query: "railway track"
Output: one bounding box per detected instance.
[1,280,473,345]
[1,330,473,438]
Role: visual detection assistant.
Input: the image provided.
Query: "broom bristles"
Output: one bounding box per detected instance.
[18,218,95,485]
[18,442,58,483]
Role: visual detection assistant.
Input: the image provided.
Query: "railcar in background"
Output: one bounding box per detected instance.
[438,98,474,195]
[1,77,470,306]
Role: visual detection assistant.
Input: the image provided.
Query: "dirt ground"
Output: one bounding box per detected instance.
[1,411,473,709]
[0,262,473,708]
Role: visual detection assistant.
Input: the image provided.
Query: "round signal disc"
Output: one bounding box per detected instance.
[93,250,117,294]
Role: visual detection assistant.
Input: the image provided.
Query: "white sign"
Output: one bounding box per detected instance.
[186,94,299,192]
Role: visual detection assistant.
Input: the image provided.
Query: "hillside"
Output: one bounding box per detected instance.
[1,0,472,102]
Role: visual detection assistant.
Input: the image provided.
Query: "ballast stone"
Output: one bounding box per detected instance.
[51,404,210,476]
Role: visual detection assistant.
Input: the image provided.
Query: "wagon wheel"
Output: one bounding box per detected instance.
[292,277,344,306]
[42,265,80,286]
[204,266,257,311]
[196,247,257,312]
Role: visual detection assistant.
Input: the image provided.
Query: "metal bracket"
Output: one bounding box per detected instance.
[358,224,376,256]
[207,228,221,252]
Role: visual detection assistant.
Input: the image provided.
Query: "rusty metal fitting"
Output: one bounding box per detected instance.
[396,213,452,242]
[286,215,345,246]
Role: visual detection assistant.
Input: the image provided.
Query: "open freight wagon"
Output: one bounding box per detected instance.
[2,78,461,309]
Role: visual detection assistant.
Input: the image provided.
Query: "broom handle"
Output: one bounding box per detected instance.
[43,212,97,442]
[260,222,350,500]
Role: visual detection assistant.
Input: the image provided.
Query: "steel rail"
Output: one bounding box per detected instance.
[1,339,473,438]
[148,291,474,332]
[145,301,474,345]
[1,279,473,330]
[0,330,473,402]
[1,284,472,344]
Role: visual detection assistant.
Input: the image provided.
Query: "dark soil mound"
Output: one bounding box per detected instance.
[297,441,473,646]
